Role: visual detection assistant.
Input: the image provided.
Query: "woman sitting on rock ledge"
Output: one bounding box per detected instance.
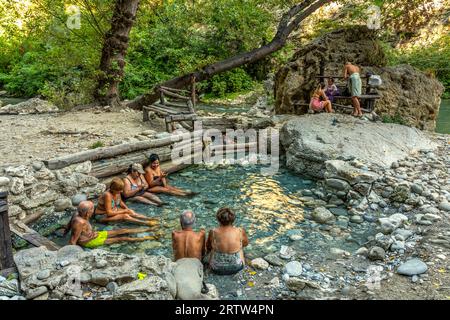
[122,163,164,206]
[144,153,197,197]
[95,178,159,226]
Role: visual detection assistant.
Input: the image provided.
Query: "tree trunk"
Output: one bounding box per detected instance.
[127,0,331,110]
[95,0,141,107]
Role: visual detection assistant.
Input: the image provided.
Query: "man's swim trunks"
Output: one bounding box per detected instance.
[83,231,108,248]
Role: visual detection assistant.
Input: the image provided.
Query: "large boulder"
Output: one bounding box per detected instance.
[274,26,444,130]
[173,258,214,300]
[280,113,437,178]
[0,98,58,115]
[14,246,177,300]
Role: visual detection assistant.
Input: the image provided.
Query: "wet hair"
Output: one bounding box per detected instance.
[180,210,196,229]
[126,165,133,175]
[216,207,236,226]
[109,178,125,192]
[144,153,160,168]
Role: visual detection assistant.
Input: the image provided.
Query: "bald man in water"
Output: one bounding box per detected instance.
[67,200,157,248]
[172,210,206,261]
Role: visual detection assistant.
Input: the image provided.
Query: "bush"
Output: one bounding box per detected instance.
[89,141,105,149]
[382,114,407,125]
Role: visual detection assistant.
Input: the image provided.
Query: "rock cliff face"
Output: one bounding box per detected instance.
[274,26,444,130]
[280,113,437,179]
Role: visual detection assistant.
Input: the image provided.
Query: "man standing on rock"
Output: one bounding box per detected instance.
[344,62,363,117]
[66,201,157,248]
[172,210,206,261]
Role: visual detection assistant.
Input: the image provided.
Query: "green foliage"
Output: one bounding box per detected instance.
[382,113,406,125]
[89,141,105,149]
[386,33,450,99]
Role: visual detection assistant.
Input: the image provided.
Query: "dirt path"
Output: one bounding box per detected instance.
[0,109,166,167]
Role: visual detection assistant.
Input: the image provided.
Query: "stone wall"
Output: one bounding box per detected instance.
[274,26,444,130]
[0,161,106,222]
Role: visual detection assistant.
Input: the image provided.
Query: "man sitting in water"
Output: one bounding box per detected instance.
[66,201,158,249]
[344,61,363,117]
[172,210,206,261]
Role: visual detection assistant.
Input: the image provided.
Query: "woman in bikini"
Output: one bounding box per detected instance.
[205,207,249,275]
[95,178,159,226]
[309,83,334,113]
[122,163,163,206]
[144,153,196,197]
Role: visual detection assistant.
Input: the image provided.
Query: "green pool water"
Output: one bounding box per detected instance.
[436,99,450,134]
[34,164,375,261]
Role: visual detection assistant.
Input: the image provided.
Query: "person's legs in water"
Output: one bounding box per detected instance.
[104,235,158,244]
[106,227,157,238]
[128,196,160,206]
[100,214,158,226]
[149,186,192,197]
[142,192,164,206]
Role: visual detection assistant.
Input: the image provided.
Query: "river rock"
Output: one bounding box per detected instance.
[325,178,351,191]
[54,198,72,212]
[0,177,10,187]
[410,184,424,195]
[264,254,285,267]
[0,279,19,297]
[280,114,437,179]
[26,286,48,300]
[173,258,205,300]
[312,207,335,224]
[368,246,386,261]
[251,258,269,270]
[286,278,306,292]
[329,208,348,216]
[284,261,303,277]
[0,98,58,115]
[114,277,172,300]
[438,202,450,212]
[9,178,24,195]
[71,194,87,206]
[397,258,428,276]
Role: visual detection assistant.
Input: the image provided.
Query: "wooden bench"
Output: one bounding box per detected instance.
[316,75,381,113]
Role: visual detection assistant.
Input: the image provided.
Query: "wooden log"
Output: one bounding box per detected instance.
[159,88,191,101]
[166,114,197,122]
[159,86,190,94]
[164,100,190,109]
[10,221,60,251]
[91,148,172,178]
[0,192,14,271]
[44,132,199,170]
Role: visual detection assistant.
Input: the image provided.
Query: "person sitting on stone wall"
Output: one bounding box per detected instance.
[66,201,158,249]
[309,83,334,113]
[205,207,249,275]
[172,210,206,261]
[95,178,159,226]
[122,163,164,206]
[144,153,197,197]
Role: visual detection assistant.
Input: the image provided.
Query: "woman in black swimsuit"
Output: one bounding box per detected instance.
[122,163,164,206]
[144,154,196,197]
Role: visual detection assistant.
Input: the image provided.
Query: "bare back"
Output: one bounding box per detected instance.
[208,226,248,254]
[345,64,360,75]
[172,229,205,261]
